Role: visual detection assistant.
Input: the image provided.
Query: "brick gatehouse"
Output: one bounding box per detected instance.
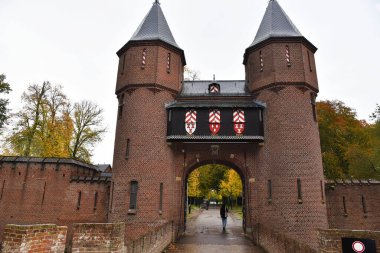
[110,0,327,249]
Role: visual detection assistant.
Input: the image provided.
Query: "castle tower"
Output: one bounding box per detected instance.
[244,0,328,248]
[110,1,185,240]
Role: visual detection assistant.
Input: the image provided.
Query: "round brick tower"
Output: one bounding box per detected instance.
[110,1,185,240]
[244,0,328,249]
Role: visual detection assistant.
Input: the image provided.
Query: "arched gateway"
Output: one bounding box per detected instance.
[110,0,328,250]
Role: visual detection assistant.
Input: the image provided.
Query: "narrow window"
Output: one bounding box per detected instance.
[320,180,325,203]
[361,195,367,216]
[259,51,264,72]
[129,181,138,210]
[141,48,147,68]
[125,139,130,160]
[343,196,347,216]
[77,191,82,210]
[0,180,5,200]
[297,178,302,203]
[167,53,171,73]
[121,54,126,75]
[310,93,317,122]
[286,45,291,66]
[41,182,47,205]
[267,180,272,203]
[159,183,163,212]
[307,51,312,72]
[94,191,98,211]
[118,94,124,119]
[110,182,114,212]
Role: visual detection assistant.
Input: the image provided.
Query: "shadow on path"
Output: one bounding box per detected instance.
[165,208,265,253]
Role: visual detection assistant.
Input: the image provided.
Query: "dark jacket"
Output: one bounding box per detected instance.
[220,204,228,218]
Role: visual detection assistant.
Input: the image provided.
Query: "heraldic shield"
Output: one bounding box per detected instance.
[185,109,197,135]
[233,109,245,134]
[209,109,221,134]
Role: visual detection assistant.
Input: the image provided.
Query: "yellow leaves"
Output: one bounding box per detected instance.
[219,169,242,199]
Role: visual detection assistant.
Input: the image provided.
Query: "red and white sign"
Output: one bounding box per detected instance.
[233,109,245,134]
[209,109,221,134]
[209,85,219,94]
[185,110,197,135]
[352,241,365,253]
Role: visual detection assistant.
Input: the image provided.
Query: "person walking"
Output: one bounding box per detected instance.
[220,203,229,231]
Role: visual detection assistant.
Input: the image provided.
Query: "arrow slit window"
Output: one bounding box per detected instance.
[260,51,264,72]
[286,45,291,66]
[129,181,138,211]
[167,53,171,73]
[141,48,147,69]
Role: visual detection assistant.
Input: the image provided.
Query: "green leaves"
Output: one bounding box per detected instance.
[0,74,11,129]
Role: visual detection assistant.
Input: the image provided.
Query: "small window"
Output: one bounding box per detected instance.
[310,93,317,122]
[77,191,82,210]
[307,51,312,72]
[167,53,171,73]
[297,178,302,203]
[129,181,138,211]
[142,48,147,68]
[361,195,367,216]
[209,83,220,94]
[343,196,348,216]
[118,94,124,119]
[259,51,263,72]
[286,45,291,66]
[159,183,163,213]
[125,139,131,159]
[320,180,325,203]
[121,54,126,75]
[41,182,47,205]
[0,180,5,200]
[267,180,272,203]
[94,191,98,211]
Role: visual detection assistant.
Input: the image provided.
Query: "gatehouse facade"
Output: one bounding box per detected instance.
[110,0,327,249]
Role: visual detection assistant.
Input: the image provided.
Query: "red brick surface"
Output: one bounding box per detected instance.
[326,181,380,230]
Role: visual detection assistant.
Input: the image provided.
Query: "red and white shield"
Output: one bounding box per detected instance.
[185,110,197,135]
[233,109,245,134]
[209,109,221,134]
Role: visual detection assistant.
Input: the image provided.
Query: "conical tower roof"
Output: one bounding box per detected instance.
[129,1,180,49]
[249,0,303,48]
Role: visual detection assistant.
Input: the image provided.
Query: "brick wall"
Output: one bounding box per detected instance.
[319,229,380,253]
[252,224,317,253]
[0,224,67,253]
[70,223,125,253]
[325,180,380,230]
[0,157,110,241]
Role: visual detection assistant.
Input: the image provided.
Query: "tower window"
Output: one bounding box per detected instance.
[320,180,325,204]
[118,94,124,119]
[310,92,317,122]
[77,191,82,210]
[167,53,171,73]
[286,45,291,66]
[129,181,138,211]
[141,48,147,68]
[307,51,312,72]
[259,51,264,72]
[343,196,348,216]
[361,195,367,216]
[297,178,302,204]
[159,183,163,213]
[121,54,126,75]
[94,191,98,211]
[125,139,131,160]
[209,83,220,94]
[267,180,272,203]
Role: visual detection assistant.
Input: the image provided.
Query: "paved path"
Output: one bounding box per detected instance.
[166,207,265,253]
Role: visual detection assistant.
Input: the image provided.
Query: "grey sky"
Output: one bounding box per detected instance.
[0,0,379,165]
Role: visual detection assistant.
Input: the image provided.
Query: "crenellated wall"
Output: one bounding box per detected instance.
[0,156,111,241]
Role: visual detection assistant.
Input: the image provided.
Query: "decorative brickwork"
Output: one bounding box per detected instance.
[1,224,67,253]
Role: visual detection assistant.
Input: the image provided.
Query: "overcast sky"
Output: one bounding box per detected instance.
[1,0,379,165]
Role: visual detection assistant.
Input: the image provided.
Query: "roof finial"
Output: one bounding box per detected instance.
[155,0,160,4]
[213,74,215,82]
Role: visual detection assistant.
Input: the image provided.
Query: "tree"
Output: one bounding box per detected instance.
[317,100,380,180]
[188,169,201,199]
[0,74,11,129]
[219,169,242,206]
[69,100,106,163]
[184,66,200,81]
